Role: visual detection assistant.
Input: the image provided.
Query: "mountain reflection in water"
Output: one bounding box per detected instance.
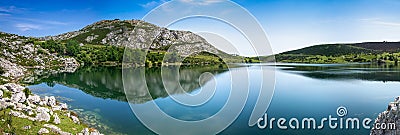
[27,66,228,103]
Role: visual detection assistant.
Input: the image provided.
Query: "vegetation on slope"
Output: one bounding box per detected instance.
[274,42,400,64]
[282,44,376,56]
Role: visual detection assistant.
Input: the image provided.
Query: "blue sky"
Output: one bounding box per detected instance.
[1,0,400,54]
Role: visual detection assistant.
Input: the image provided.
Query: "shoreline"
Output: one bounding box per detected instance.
[0,83,102,134]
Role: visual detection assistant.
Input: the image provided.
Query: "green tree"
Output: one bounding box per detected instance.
[66,40,80,56]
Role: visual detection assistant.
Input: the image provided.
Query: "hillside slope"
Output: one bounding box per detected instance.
[282,42,400,56]
[41,19,225,57]
[274,42,400,63]
[282,44,376,56]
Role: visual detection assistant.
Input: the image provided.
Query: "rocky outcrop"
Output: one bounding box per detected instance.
[0,83,102,135]
[0,32,81,82]
[371,96,400,135]
[42,20,224,57]
[0,58,26,79]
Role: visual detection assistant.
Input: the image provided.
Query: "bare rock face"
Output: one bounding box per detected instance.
[371,96,400,135]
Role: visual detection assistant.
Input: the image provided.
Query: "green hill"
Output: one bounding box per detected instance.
[274,42,400,64]
[282,44,376,56]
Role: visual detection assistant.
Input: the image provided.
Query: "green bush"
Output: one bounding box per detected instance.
[23,88,32,97]
[0,67,4,74]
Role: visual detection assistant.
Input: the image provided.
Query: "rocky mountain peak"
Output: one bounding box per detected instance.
[41,19,224,56]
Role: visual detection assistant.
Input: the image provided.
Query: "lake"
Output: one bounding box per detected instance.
[26,63,400,134]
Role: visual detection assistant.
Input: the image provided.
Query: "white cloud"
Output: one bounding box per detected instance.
[140,0,167,8]
[0,6,25,13]
[15,23,42,31]
[361,18,400,27]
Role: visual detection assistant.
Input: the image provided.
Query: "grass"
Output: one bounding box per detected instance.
[0,108,86,134]
[3,90,12,98]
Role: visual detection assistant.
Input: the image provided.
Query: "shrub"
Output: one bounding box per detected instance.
[23,88,32,97]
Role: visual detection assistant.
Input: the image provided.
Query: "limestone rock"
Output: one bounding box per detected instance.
[371,96,400,134]
[27,95,41,104]
[53,113,61,124]
[11,92,26,103]
[47,96,57,107]
[36,111,51,122]
[60,103,68,110]
[38,128,49,134]
[71,115,80,124]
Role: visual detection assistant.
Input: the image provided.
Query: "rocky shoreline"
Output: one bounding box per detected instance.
[371,96,400,135]
[0,83,102,135]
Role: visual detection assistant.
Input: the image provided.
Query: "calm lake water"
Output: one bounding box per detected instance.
[27,63,400,134]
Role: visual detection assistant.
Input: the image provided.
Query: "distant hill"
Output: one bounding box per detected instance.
[281,42,400,56]
[352,42,400,52]
[271,42,400,64]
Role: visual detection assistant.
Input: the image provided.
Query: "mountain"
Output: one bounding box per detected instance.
[41,19,224,57]
[281,42,400,56]
[1,19,239,82]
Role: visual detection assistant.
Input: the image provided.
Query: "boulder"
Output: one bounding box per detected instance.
[0,100,6,109]
[11,92,26,103]
[40,96,49,106]
[38,128,49,134]
[23,125,31,130]
[52,105,62,111]
[15,102,24,110]
[48,96,56,107]
[53,113,61,124]
[27,95,41,104]
[43,124,61,133]
[60,103,68,110]
[9,110,21,117]
[36,111,51,122]
[71,115,80,124]
[89,129,101,135]
[82,128,90,135]
[37,107,50,113]
[3,83,25,93]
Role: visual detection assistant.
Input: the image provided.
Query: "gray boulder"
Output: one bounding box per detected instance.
[53,113,61,124]
[11,92,26,103]
[36,111,51,122]
[27,95,41,104]
[71,115,80,124]
[48,96,57,107]
[38,128,49,134]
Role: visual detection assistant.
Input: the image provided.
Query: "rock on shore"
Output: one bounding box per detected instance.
[0,83,102,135]
[371,96,400,135]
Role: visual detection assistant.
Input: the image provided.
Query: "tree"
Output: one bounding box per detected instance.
[66,40,80,56]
